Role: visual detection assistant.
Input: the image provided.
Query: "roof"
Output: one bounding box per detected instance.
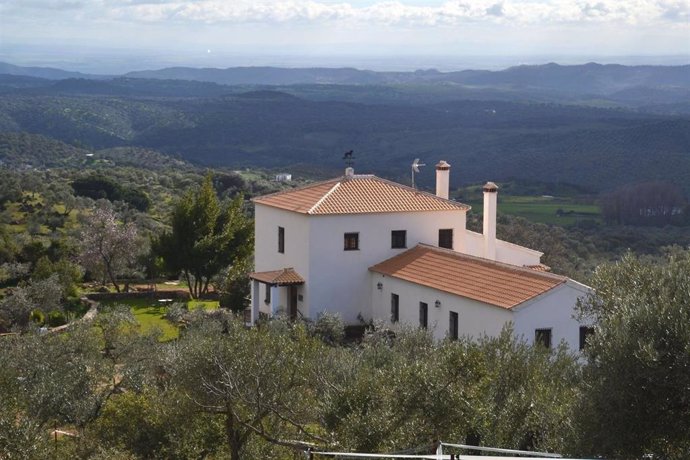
[249,268,305,286]
[252,174,470,215]
[369,244,566,309]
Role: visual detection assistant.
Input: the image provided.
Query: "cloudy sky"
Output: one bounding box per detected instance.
[0,0,688,71]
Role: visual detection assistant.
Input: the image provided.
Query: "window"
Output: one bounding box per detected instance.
[391,230,407,249]
[535,328,552,348]
[264,285,271,304]
[449,311,459,340]
[391,293,399,323]
[278,226,285,253]
[419,302,428,329]
[344,232,359,250]
[438,229,453,249]
[579,326,594,351]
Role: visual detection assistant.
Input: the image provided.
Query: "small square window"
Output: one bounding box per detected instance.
[419,302,428,329]
[391,230,407,249]
[535,328,552,348]
[344,232,359,250]
[391,293,399,323]
[579,326,594,351]
[439,229,453,249]
[278,226,285,253]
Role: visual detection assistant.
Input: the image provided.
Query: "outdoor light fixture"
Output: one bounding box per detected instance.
[377,282,383,290]
[435,300,441,308]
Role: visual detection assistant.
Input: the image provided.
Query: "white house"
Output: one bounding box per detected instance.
[250,162,592,350]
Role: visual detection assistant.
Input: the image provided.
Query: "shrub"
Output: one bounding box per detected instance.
[47,310,67,327]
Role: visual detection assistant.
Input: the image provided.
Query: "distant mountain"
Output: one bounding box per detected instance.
[123,63,690,96]
[125,66,388,86]
[0,62,106,80]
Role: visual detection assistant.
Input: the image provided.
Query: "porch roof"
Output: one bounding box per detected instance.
[249,268,305,286]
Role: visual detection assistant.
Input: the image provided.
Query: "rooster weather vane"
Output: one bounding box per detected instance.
[342,150,355,168]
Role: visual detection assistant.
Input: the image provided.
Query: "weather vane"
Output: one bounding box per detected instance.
[343,150,355,168]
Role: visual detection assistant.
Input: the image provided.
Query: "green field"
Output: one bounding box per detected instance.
[100,298,220,341]
[467,195,601,226]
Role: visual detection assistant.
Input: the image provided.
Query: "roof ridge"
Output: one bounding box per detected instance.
[252,177,340,202]
[414,243,567,282]
[308,182,341,214]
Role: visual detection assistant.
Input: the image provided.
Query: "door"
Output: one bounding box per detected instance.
[289,285,298,320]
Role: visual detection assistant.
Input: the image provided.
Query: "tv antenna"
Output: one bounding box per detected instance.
[342,150,355,168]
[411,158,426,189]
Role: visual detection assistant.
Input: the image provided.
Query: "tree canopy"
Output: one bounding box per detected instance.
[154,175,253,298]
[576,249,690,459]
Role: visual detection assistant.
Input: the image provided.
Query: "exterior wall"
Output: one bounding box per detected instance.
[370,274,591,351]
[465,231,542,266]
[512,280,592,350]
[307,210,466,323]
[370,272,513,341]
[254,204,310,317]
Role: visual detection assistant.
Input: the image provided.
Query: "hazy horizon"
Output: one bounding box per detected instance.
[1,45,688,75]
[1,0,687,75]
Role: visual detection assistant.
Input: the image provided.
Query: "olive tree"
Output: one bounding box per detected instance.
[576,250,690,459]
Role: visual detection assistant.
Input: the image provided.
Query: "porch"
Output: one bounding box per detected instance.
[248,268,305,324]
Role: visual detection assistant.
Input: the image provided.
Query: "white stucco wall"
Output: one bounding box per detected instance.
[465,231,542,266]
[370,272,513,341]
[254,203,311,317]
[306,209,467,323]
[512,280,592,350]
[370,273,591,351]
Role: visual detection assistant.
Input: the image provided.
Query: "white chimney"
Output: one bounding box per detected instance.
[435,160,451,199]
[483,181,498,260]
[345,167,354,178]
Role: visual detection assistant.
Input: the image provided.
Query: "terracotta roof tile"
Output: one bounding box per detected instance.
[370,245,566,309]
[253,175,469,215]
[249,268,305,285]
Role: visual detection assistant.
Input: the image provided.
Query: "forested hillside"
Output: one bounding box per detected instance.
[1,91,688,192]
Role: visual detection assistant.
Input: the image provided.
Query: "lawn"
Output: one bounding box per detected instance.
[467,195,601,226]
[100,298,220,341]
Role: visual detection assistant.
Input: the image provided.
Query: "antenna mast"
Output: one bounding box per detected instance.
[411,158,426,189]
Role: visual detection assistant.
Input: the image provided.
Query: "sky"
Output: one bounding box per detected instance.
[0,0,688,72]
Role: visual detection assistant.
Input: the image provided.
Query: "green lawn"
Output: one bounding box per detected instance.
[467,195,601,226]
[100,298,220,341]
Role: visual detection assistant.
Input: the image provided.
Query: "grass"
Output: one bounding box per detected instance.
[467,195,601,226]
[100,298,220,342]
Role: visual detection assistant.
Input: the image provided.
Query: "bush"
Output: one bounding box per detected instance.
[29,309,45,326]
[47,310,67,327]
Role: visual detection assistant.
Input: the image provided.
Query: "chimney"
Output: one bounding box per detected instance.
[345,167,354,178]
[483,181,498,260]
[435,160,451,199]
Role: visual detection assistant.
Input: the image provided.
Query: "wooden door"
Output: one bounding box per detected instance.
[289,286,298,320]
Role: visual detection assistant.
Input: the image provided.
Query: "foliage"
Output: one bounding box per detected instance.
[78,205,145,292]
[32,255,83,298]
[166,314,325,460]
[154,175,253,298]
[217,256,252,312]
[0,274,63,331]
[600,181,688,226]
[576,250,690,459]
[72,174,151,212]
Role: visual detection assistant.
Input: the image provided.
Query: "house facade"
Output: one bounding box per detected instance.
[250,163,591,350]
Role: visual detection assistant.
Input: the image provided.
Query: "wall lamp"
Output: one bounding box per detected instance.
[377,282,383,290]
[435,300,441,308]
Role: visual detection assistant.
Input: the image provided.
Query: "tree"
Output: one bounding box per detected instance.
[575,250,690,459]
[154,175,253,299]
[79,205,144,292]
[167,314,326,460]
[0,275,64,331]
